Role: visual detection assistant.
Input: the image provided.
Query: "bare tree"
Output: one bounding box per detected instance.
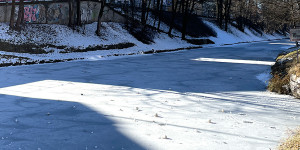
[76,0,81,26]
[141,0,147,24]
[157,0,163,30]
[16,0,24,30]
[9,0,16,30]
[129,0,136,20]
[168,0,180,36]
[145,0,152,23]
[181,0,196,40]
[216,0,223,28]
[96,0,105,36]
[68,0,75,28]
[260,0,298,32]
[224,0,232,31]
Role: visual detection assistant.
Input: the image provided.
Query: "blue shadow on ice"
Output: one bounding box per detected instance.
[0,94,146,149]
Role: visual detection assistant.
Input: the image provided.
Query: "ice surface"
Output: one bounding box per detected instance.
[0,40,298,149]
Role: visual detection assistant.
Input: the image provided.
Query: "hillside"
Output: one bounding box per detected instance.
[0,20,284,66]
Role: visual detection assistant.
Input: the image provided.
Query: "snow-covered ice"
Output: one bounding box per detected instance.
[0,39,298,149]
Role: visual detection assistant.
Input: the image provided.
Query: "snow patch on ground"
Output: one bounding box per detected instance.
[256,73,272,86]
[203,20,284,46]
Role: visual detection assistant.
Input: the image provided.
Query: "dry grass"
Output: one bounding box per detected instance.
[277,49,300,61]
[276,49,300,61]
[268,74,291,94]
[289,64,300,77]
[268,49,300,95]
[278,127,300,150]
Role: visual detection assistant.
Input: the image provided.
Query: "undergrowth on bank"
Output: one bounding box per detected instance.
[278,127,300,150]
[268,49,300,95]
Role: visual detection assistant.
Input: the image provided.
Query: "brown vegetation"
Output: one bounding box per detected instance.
[278,127,300,150]
[60,42,135,53]
[0,40,135,54]
[268,74,291,95]
[268,49,300,95]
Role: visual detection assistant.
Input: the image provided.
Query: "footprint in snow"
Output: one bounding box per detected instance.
[243,121,253,124]
[160,135,171,140]
[154,113,161,118]
[208,119,216,124]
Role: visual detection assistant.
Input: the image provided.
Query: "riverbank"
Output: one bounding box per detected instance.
[0,20,284,67]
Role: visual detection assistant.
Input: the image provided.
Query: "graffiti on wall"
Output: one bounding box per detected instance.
[47,3,68,24]
[0,1,126,24]
[24,5,39,22]
[81,2,99,23]
[23,5,46,23]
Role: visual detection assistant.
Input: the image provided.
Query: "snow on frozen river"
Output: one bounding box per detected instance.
[0,39,299,150]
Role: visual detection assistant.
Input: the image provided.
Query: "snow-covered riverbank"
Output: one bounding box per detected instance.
[0,20,285,66]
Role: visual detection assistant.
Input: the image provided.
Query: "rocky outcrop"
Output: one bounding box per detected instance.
[290,74,300,98]
[268,49,300,98]
[268,60,292,95]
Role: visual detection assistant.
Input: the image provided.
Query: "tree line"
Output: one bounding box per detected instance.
[114,0,300,39]
[7,0,300,39]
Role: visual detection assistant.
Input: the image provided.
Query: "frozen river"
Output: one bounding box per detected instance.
[0,39,299,150]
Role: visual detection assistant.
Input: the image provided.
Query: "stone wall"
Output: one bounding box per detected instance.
[0,1,126,24]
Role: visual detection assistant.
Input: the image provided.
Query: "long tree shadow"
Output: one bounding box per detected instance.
[0,94,145,150]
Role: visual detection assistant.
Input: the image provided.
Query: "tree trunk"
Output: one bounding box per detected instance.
[189,0,195,14]
[141,0,147,25]
[178,0,182,13]
[154,0,160,27]
[181,0,190,40]
[96,0,105,36]
[237,1,243,31]
[181,0,185,13]
[217,0,223,29]
[224,0,228,31]
[9,0,16,30]
[168,0,179,36]
[152,0,157,27]
[130,0,135,20]
[5,0,8,22]
[145,0,152,22]
[68,0,74,28]
[157,0,163,30]
[224,0,231,31]
[45,4,49,24]
[76,0,81,26]
[16,0,24,30]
